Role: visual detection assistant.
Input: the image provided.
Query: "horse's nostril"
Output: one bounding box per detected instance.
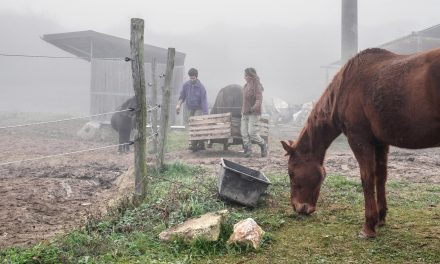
[296,204,308,214]
[301,204,308,214]
[295,204,315,215]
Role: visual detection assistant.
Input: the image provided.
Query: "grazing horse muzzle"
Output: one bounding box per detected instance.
[294,203,315,215]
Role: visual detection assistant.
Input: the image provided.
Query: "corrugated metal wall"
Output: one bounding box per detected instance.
[90,59,184,125]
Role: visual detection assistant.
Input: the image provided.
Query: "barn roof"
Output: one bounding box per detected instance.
[324,24,440,68]
[42,30,185,65]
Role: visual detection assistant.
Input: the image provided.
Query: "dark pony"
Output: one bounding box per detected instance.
[111,96,137,153]
[281,48,440,238]
[210,84,243,118]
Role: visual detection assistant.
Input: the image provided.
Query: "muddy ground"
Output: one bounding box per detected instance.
[0,119,439,248]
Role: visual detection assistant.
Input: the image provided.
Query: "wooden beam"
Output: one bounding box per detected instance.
[130,18,147,200]
[158,48,175,169]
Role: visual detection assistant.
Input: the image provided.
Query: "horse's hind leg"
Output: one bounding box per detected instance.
[118,132,124,153]
[375,144,389,227]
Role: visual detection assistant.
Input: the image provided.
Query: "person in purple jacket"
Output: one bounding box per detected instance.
[176,68,209,152]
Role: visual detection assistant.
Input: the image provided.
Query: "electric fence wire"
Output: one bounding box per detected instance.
[0,52,131,61]
[0,108,134,130]
[0,133,159,168]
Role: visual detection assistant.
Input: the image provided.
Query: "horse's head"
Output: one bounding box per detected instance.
[126,97,137,116]
[281,140,325,215]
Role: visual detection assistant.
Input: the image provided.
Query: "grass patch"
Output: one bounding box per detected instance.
[1,166,439,263]
[164,130,189,152]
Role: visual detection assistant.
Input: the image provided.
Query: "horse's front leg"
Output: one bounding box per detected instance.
[348,138,379,238]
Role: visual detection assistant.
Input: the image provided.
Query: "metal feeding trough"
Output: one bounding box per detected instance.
[218,158,271,207]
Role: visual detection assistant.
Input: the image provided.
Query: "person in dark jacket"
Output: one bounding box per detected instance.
[176,68,209,152]
[241,67,267,157]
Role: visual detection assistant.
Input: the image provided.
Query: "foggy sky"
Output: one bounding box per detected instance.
[1,0,439,113]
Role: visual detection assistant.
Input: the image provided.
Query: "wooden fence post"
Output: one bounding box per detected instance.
[130,18,147,200]
[151,58,159,165]
[158,48,175,169]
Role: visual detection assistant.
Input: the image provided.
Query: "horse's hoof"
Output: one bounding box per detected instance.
[358,229,376,239]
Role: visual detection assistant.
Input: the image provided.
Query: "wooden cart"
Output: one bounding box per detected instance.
[188,113,269,151]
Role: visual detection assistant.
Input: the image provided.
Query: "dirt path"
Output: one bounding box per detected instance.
[0,129,133,248]
[0,122,438,248]
[176,132,440,184]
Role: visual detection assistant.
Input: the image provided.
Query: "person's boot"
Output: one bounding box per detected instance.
[244,145,252,158]
[259,142,268,157]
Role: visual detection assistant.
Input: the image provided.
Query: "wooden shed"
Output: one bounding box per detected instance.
[42,30,186,125]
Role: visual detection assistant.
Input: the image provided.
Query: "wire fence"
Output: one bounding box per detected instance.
[0,133,159,168]
[0,46,178,210]
[0,142,133,167]
[0,104,161,130]
[0,103,161,168]
[0,48,167,194]
[0,52,130,61]
[0,109,133,130]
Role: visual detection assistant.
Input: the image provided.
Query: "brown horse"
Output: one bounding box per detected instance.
[281,48,440,238]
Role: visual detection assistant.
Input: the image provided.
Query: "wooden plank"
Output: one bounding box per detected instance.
[188,117,231,125]
[189,134,231,140]
[189,120,231,126]
[189,113,231,121]
[190,132,231,138]
[188,123,231,131]
[188,115,231,122]
[189,128,231,137]
[190,134,231,140]
[189,132,231,139]
[189,134,232,140]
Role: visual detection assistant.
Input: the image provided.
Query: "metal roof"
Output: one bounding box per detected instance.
[42,30,185,65]
[324,24,440,68]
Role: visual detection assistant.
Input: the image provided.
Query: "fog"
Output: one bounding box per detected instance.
[0,0,439,114]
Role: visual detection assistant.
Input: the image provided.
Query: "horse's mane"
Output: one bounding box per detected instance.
[116,96,136,112]
[296,48,392,149]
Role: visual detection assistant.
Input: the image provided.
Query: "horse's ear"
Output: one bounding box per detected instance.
[281,140,296,156]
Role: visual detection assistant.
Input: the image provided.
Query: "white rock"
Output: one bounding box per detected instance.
[227,218,265,249]
[159,210,228,242]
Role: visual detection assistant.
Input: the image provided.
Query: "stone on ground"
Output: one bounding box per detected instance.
[159,209,229,242]
[227,218,265,249]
